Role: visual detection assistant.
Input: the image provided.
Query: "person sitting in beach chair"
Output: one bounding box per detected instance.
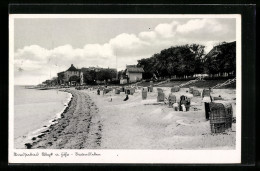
[123,94,129,101]
[202,94,213,120]
[179,95,187,111]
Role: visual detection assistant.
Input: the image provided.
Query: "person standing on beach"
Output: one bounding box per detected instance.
[97,89,100,95]
[202,88,213,120]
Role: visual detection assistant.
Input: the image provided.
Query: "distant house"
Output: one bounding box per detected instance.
[57,64,83,86]
[125,65,144,83]
[57,65,119,85]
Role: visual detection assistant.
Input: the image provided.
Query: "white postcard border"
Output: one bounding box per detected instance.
[9,14,241,164]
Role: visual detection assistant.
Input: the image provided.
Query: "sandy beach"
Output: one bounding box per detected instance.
[28,89,102,149]
[27,87,236,149]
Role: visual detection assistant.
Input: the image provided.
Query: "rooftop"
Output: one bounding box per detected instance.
[126,65,144,73]
[67,64,79,72]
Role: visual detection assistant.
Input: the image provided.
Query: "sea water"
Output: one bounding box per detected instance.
[13,86,71,148]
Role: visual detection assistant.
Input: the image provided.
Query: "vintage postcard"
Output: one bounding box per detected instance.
[9,14,241,163]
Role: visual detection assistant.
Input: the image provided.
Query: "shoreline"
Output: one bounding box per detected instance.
[23,89,73,149]
[26,89,102,149]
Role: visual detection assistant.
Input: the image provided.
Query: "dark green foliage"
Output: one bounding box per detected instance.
[83,70,96,84]
[96,69,117,82]
[204,41,236,76]
[82,68,117,85]
[137,44,205,78]
[117,70,127,79]
[137,42,236,78]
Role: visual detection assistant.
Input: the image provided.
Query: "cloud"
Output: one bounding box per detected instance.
[14,18,236,85]
[154,21,179,38]
[14,45,50,62]
[83,43,113,58]
[177,19,207,34]
[175,19,234,41]
[109,33,148,51]
[139,31,156,40]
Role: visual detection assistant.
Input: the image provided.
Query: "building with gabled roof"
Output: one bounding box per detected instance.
[57,64,83,85]
[67,64,79,72]
[125,65,144,83]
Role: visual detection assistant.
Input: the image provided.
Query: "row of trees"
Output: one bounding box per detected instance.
[204,41,236,76]
[82,68,117,84]
[137,42,236,79]
[42,42,235,85]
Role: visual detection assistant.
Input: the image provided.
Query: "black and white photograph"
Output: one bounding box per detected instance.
[9,14,241,163]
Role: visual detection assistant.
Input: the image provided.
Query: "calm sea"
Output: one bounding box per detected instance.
[14,86,70,148]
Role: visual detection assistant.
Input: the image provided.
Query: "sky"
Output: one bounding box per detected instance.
[13,17,236,85]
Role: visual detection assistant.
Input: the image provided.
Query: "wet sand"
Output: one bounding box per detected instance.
[29,89,102,149]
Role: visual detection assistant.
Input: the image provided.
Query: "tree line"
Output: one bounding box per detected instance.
[42,41,235,86]
[137,42,236,79]
[82,68,117,84]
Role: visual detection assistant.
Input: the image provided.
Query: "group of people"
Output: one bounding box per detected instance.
[170,89,214,117]
[169,91,192,112]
